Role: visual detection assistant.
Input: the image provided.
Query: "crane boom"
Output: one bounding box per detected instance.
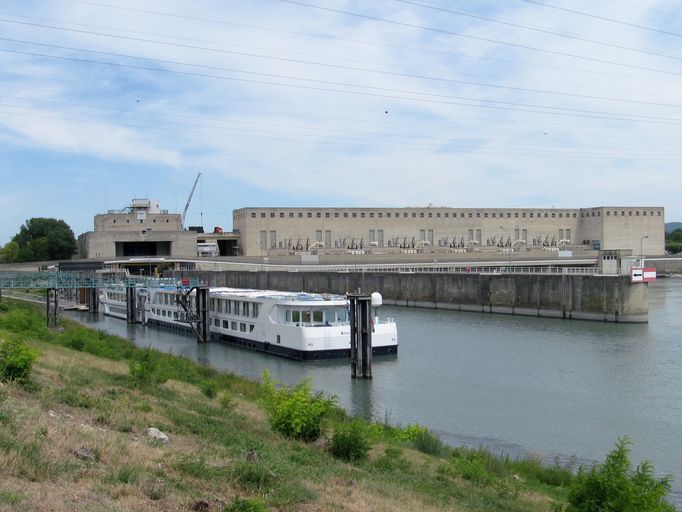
[182,172,201,228]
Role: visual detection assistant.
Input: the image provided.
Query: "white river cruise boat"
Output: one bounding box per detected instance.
[100,286,398,360]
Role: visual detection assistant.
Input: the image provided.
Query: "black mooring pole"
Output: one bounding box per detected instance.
[349,293,372,379]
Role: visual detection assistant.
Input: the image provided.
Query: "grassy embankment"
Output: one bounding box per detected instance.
[0,299,576,512]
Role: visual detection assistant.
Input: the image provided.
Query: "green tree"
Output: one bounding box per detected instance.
[567,437,675,512]
[665,228,682,254]
[7,218,76,262]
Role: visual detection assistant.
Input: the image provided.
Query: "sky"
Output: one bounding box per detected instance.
[1,0,681,243]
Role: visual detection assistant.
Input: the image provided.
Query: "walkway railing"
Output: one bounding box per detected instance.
[0,272,202,290]
[194,261,611,275]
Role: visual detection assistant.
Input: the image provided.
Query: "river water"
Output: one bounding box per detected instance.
[67,278,682,505]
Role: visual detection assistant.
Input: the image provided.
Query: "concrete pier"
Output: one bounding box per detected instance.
[173,270,649,323]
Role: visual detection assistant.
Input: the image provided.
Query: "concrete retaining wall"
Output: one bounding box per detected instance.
[172,270,649,323]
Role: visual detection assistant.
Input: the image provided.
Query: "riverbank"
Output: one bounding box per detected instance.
[0,299,583,512]
[1,299,676,511]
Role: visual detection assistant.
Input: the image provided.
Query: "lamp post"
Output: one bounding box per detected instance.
[640,235,649,267]
[499,226,512,272]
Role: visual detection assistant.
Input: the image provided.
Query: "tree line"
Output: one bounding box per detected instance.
[0,218,77,263]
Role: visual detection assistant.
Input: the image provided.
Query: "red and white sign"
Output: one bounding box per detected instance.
[631,268,657,283]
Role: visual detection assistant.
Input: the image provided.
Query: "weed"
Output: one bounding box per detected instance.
[129,349,169,386]
[55,387,95,409]
[411,427,444,456]
[374,447,413,473]
[200,379,219,398]
[219,390,235,410]
[266,481,317,507]
[232,460,276,491]
[107,465,139,485]
[175,455,230,481]
[331,420,371,462]
[224,497,268,512]
[0,490,25,505]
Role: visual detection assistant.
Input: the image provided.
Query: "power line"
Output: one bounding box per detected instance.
[275,0,682,77]
[393,0,682,62]
[14,5,682,86]
[2,106,679,160]
[3,78,679,144]
[5,44,682,127]
[4,93,680,153]
[519,0,682,38]
[2,25,681,110]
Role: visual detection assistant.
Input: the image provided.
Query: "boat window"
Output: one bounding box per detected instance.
[217,300,223,313]
[249,325,255,332]
[214,319,219,327]
[313,311,323,323]
[324,310,335,324]
[252,303,259,317]
[231,321,237,330]
[240,323,247,332]
[243,302,249,316]
[285,310,291,322]
[337,309,348,322]
[292,311,300,323]
[173,312,178,319]
[223,320,229,328]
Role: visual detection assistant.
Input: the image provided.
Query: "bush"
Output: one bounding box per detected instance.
[128,349,169,386]
[567,437,675,512]
[0,335,39,383]
[260,371,334,442]
[331,421,371,462]
[394,423,429,442]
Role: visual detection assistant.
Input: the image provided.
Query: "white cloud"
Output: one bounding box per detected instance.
[1,0,681,242]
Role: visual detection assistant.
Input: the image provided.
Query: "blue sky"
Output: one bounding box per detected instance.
[1,0,681,243]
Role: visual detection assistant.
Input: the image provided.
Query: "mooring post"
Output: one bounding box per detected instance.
[349,293,373,379]
[46,288,59,327]
[88,288,99,313]
[125,286,136,323]
[195,286,210,343]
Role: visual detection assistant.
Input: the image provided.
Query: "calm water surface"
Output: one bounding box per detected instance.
[68,278,682,505]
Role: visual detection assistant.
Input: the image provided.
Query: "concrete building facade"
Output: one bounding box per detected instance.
[232,206,665,257]
[78,199,198,259]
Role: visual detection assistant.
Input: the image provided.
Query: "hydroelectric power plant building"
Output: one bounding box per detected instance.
[232,206,665,257]
[78,200,665,259]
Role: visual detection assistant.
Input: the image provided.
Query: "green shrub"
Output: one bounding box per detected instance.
[331,420,371,462]
[231,460,276,490]
[566,437,675,511]
[259,371,334,442]
[394,423,428,442]
[0,335,39,383]
[224,497,268,512]
[128,349,169,386]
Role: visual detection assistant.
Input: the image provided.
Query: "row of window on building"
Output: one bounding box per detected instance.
[248,210,582,220]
